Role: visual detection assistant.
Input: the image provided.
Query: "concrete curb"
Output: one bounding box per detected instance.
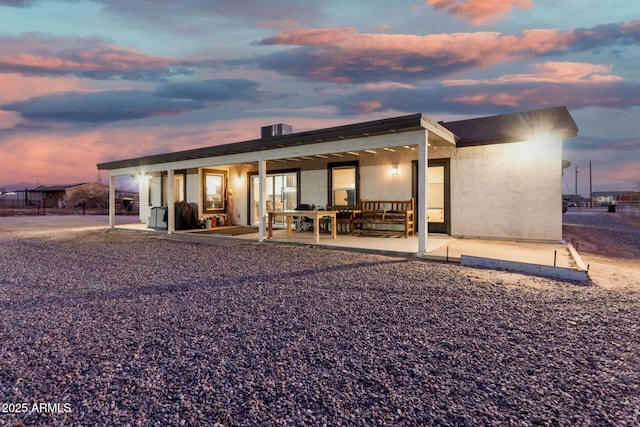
[460,255,589,282]
[567,243,589,272]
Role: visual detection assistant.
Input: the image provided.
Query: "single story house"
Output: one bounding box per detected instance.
[31,182,109,208]
[97,106,578,254]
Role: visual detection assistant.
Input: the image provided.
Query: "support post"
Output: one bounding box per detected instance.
[418,132,429,254]
[109,174,116,228]
[167,169,175,234]
[589,160,593,208]
[258,160,267,242]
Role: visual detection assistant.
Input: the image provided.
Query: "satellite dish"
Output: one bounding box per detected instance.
[562,160,571,169]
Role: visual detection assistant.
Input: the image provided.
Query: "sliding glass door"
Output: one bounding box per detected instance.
[250,171,299,225]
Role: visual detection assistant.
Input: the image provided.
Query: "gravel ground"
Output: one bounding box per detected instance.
[1,221,639,426]
[563,209,640,260]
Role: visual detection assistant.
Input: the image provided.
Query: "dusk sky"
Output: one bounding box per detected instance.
[1,0,638,195]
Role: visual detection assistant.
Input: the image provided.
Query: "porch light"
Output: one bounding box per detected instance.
[134,174,151,184]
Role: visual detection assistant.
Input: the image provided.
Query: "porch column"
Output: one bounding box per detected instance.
[258,160,267,242]
[167,169,175,234]
[418,132,429,254]
[109,174,116,228]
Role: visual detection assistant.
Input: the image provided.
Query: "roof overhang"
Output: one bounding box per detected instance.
[441,106,578,147]
[97,113,456,171]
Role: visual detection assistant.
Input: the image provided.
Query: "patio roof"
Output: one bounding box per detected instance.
[97,113,456,171]
[96,106,578,171]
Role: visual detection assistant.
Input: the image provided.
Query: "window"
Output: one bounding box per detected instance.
[329,162,358,206]
[203,170,226,212]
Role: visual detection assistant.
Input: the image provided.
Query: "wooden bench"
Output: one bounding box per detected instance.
[352,199,414,238]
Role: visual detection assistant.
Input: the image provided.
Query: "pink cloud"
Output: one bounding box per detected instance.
[259,27,358,45]
[0,34,198,80]
[258,20,640,84]
[0,73,95,104]
[362,82,415,90]
[442,61,624,85]
[258,26,576,82]
[1,115,361,187]
[0,110,21,128]
[426,0,534,25]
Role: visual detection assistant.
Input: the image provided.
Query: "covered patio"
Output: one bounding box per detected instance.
[98,107,579,265]
[100,113,458,255]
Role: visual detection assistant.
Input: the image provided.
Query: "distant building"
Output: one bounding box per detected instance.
[32,182,110,208]
[592,191,633,206]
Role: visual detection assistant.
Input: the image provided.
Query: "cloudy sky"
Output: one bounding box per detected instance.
[0,0,638,195]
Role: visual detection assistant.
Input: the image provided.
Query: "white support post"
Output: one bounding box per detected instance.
[258,160,267,242]
[109,174,116,228]
[418,132,429,254]
[167,169,175,234]
[198,168,204,219]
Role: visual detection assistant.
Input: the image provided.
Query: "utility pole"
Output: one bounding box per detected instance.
[589,161,593,208]
[575,166,579,198]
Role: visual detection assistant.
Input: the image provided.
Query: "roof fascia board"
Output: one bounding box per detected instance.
[420,115,457,144]
[104,129,428,176]
[98,113,426,171]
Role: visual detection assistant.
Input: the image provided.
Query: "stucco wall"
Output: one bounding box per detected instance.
[446,138,563,242]
[186,169,199,206]
[300,169,328,207]
[228,164,252,225]
[359,149,415,200]
[135,131,563,241]
[138,181,150,222]
[149,173,163,208]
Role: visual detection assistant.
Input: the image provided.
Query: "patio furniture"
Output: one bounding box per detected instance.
[324,205,361,233]
[352,198,414,238]
[267,210,337,243]
[293,204,314,231]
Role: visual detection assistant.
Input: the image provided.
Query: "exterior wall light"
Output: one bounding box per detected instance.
[135,174,151,184]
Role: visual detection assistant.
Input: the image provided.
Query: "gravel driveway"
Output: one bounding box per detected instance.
[1,223,639,426]
[563,208,640,259]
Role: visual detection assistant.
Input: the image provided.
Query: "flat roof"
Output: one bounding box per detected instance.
[440,106,578,147]
[98,113,441,170]
[97,106,578,170]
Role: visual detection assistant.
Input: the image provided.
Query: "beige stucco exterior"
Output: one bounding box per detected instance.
[445,138,563,241]
[99,109,576,247]
[136,136,563,242]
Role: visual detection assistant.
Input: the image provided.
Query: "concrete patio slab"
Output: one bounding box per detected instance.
[169,225,587,281]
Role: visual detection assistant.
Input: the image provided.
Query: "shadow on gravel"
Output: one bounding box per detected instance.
[3,259,411,312]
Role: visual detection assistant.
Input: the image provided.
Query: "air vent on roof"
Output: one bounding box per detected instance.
[261,123,293,139]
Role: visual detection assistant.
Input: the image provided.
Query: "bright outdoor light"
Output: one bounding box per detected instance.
[134,174,151,184]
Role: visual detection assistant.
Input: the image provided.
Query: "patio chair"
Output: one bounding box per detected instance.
[293,204,314,231]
